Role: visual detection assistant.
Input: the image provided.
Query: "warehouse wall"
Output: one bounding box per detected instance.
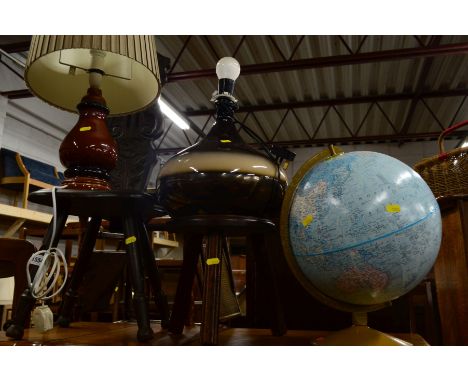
[2,100,66,170]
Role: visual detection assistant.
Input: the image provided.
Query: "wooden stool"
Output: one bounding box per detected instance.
[154,215,287,345]
[5,189,169,342]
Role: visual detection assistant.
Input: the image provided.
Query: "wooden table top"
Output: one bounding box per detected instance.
[0,321,429,346]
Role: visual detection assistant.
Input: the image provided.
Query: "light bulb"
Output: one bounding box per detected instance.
[216,57,240,80]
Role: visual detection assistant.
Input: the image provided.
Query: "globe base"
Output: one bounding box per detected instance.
[312,325,412,346]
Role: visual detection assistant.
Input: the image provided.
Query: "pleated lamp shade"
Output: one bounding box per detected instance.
[25,35,161,116]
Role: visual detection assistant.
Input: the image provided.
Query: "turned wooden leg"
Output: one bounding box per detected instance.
[249,232,287,336]
[169,233,202,334]
[123,216,153,342]
[138,222,170,328]
[57,217,101,328]
[200,232,223,345]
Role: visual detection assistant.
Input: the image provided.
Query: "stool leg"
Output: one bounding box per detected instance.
[123,269,133,320]
[5,212,68,339]
[57,217,102,327]
[169,233,202,335]
[138,222,170,328]
[250,232,287,336]
[123,216,153,342]
[200,233,223,345]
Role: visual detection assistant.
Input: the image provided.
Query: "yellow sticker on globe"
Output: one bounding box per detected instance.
[302,214,314,227]
[125,236,137,245]
[206,258,220,266]
[220,139,231,143]
[79,126,92,132]
[386,204,401,213]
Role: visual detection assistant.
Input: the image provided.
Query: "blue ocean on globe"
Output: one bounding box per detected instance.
[287,151,442,306]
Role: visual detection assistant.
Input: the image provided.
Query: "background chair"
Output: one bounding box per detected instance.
[0,238,36,330]
[0,148,62,208]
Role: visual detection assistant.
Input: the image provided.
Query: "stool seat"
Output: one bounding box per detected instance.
[6,189,169,342]
[164,215,276,235]
[29,189,165,219]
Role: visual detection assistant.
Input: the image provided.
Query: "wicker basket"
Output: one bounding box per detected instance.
[414,121,468,198]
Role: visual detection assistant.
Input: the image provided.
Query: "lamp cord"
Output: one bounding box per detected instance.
[26,186,68,301]
[233,118,278,163]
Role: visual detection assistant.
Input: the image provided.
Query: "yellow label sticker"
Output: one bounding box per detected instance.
[302,214,314,227]
[386,204,401,213]
[79,126,92,132]
[206,258,220,266]
[220,139,231,143]
[125,236,137,245]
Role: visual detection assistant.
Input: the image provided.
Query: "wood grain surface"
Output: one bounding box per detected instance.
[0,321,429,346]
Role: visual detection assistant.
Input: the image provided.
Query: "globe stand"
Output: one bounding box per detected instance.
[312,312,412,346]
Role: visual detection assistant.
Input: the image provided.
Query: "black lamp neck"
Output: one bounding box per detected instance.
[218,78,235,95]
[215,96,238,122]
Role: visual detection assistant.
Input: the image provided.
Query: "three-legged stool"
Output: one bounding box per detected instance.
[5,189,169,342]
[153,215,287,345]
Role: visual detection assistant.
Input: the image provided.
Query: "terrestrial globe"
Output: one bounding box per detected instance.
[280,145,442,345]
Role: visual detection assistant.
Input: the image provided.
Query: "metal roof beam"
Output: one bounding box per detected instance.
[155,131,468,155]
[268,131,468,147]
[0,37,32,53]
[0,89,33,99]
[399,36,442,135]
[184,88,468,116]
[167,42,468,82]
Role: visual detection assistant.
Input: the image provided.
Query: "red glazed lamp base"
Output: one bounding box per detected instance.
[59,87,118,191]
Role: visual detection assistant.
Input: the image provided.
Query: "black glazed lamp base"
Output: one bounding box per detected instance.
[156,91,289,218]
[157,172,286,218]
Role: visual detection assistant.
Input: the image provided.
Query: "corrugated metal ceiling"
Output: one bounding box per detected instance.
[0,35,467,152]
[154,35,468,151]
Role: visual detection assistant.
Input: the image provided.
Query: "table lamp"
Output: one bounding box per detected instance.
[24,35,161,190]
[157,57,288,217]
